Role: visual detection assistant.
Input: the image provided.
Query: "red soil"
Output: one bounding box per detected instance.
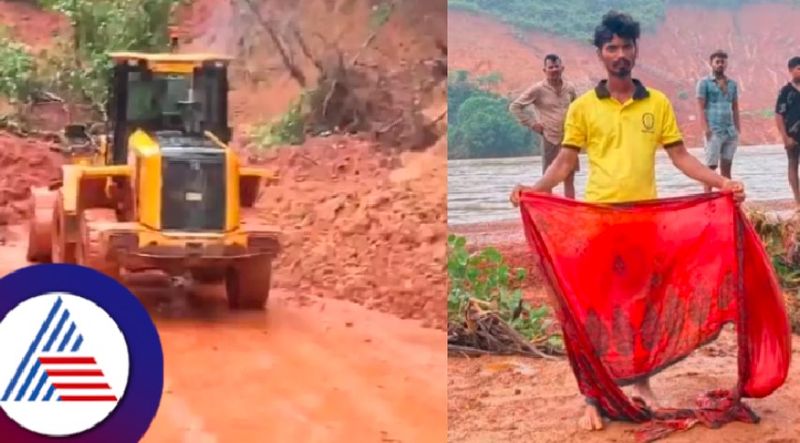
[0,0,448,329]
[0,1,68,50]
[248,135,447,328]
[449,4,800,148]
[0,132,60,224]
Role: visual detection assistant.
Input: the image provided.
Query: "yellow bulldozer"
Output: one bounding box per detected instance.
[25,51,281,310]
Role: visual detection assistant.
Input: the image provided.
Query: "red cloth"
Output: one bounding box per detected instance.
[518,191,791,441]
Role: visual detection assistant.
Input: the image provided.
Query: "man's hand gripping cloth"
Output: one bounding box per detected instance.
[518,191,791,442]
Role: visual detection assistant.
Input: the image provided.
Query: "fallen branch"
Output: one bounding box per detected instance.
[425,109,447,128]
[448,300,563,359]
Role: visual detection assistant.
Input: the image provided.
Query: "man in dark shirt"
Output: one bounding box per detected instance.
[775,56,800,204]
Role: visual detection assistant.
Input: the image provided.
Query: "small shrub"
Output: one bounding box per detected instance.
[249,97,306,149]
[0,34,36,102]
[448,233,559,347]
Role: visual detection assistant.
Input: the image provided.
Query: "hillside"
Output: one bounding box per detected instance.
[0,0,448,326]
[449,2,800,148]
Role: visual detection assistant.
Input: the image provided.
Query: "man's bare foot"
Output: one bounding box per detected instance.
[578,404,604,431]
[633,379,660,409]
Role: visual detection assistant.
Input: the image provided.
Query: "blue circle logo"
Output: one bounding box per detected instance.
[0,264,163,442]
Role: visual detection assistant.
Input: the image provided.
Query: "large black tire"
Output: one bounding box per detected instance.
[51,192,76,264]
[225,258,273,310]
[76,208,120,281]
[26,188,54,262]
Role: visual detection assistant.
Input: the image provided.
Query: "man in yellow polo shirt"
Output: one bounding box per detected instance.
[509,10,745,432]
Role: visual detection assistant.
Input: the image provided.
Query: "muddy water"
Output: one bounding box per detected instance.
[448,145,792,225]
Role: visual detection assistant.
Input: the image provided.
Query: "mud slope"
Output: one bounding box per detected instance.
[172,0,449,327]
[249,136,447,329]
[0,1,68,50]
[450,4,800,148]
[176,0,446,128]
[0,133,61,224]
[0,0,448,327]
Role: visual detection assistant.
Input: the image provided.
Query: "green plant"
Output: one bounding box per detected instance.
[369,1,394,30]
[249,97,306,149]
[748,209,800,289]
[0,35,36,102]
[448,234,558,346]
[35,0,182,110]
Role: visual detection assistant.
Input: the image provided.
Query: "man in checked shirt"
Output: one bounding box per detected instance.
[509,54,579,199]
[697,49,741,192]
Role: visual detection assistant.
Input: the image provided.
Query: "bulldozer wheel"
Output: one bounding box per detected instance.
[51,193,76,264]
[225,258,273,310]
[76,208,120,281]
[26,189,54,262]
[191,268,226,284]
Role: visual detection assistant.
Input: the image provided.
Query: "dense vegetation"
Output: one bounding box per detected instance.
[41,0,180,111]
[448,0,800,42]
[0,0,180,113]
[0,29,36,103]
[448,70,539,159]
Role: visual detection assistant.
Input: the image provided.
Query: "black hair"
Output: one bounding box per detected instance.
[789,56,800,70]
[593,10,640,49]
[709,50,728,62]
[544,54,561,67]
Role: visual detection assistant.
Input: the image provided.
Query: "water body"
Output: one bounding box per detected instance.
[448,145,792,225]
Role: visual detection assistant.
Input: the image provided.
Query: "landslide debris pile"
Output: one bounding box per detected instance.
[0,133,60,224]
[253,136,447,328]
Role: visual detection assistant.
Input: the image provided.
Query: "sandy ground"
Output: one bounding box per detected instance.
[0,225,447,443]
[448,330,800,443]
[448,205,800,443]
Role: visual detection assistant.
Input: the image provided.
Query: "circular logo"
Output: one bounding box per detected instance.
[0,293,130,436]
[642,112,655,131]
[0,264,163,443]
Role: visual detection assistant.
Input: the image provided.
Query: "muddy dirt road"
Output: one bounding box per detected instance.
[449,329,800,443]
[0,226,447,443]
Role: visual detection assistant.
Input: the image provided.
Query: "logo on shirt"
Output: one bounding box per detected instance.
[642,113,655,133]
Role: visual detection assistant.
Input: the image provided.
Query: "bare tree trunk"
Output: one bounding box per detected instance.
[239,0,307,87]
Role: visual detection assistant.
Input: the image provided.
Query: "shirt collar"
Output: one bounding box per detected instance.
[594,78,649,100]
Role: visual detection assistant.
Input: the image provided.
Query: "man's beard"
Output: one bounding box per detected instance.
[611,68,631,78]
[611,60,632,77]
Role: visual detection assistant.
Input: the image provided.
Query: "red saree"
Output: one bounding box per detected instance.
[518,191,791,441]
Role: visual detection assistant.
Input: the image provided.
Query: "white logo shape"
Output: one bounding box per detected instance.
[0,293,130,436]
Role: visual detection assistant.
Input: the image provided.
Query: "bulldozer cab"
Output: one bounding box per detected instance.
[105,52,234,164]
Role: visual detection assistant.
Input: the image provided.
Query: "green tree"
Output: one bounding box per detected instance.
[448,76,538,159]
[36,0,181,110]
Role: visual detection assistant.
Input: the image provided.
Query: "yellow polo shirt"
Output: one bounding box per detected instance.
[561,79,683,203]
